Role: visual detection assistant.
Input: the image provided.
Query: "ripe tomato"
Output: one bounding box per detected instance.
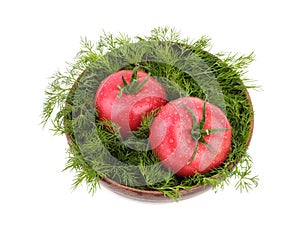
[149,97,232,176]
[94,69,167,137]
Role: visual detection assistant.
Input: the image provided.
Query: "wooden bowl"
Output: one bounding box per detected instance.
[64,48,254,202]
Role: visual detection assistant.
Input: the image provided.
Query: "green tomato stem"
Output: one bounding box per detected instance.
[182,100,229,165]
[118,65,150,97]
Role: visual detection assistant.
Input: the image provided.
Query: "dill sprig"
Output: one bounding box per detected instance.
[42,26,258,200]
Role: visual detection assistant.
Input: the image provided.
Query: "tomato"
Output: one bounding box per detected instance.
[94,69,167,137]
[149,97,232,176]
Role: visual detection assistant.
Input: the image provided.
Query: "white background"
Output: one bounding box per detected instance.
[0,0,299,224]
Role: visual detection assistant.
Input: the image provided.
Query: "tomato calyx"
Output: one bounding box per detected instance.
[117,66,150,97]
[182,100,230,165]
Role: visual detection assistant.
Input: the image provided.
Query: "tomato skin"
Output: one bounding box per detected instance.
[94,70,167,137]
[149,97,232,176]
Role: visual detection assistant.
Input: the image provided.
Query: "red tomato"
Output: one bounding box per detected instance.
[149,97,232,176]
[94,70,167,137]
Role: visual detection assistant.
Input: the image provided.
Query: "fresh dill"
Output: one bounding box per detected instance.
[42,26,258,201]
